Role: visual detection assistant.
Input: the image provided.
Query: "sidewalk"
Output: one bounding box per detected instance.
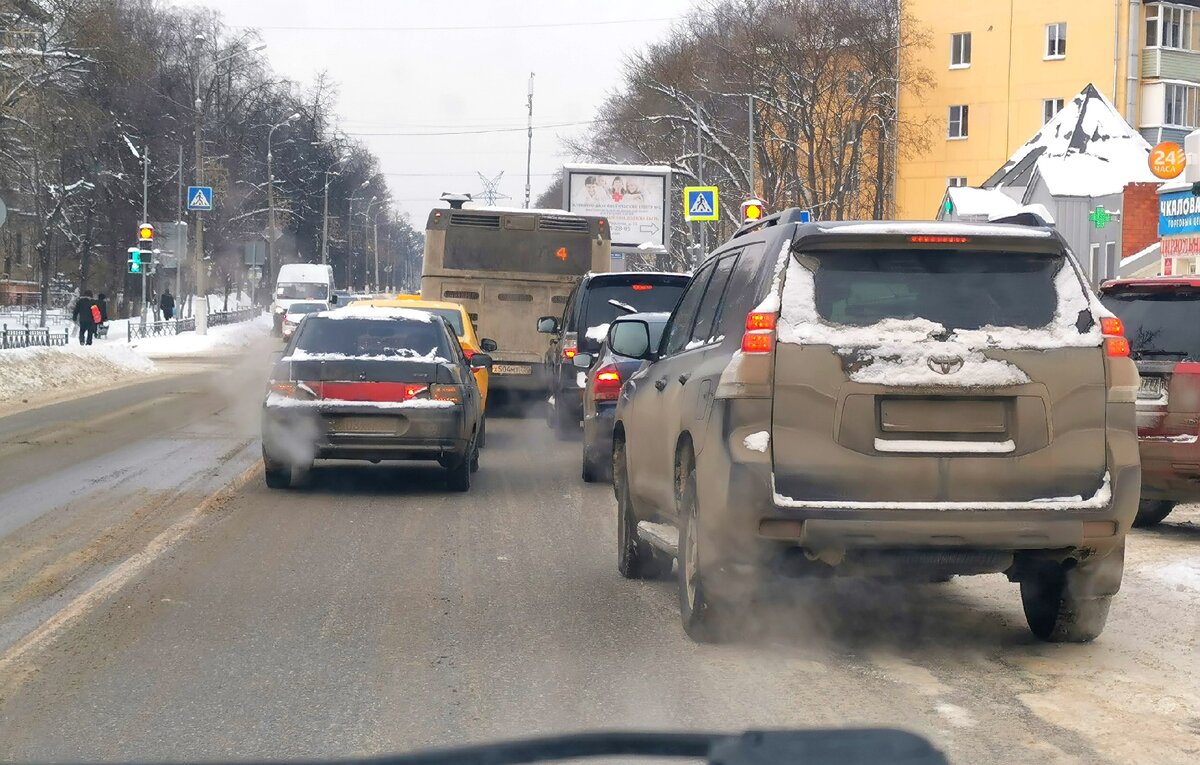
[0,312,272,414]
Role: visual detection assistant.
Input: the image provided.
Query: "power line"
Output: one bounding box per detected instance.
[234,17,678,32]
[346,119,616,137]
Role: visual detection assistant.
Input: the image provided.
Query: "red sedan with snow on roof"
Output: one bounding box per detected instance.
[261,306,492,492]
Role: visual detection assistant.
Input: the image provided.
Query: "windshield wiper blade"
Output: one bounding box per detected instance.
[608,298,638,314]
[1132,348,1188,359]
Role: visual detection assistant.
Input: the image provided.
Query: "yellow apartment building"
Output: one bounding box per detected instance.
[898,0,1200,219]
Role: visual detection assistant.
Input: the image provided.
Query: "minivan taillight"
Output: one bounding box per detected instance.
[592,366,622,401]
[1101,316,1129,357]
[742,311,777,354]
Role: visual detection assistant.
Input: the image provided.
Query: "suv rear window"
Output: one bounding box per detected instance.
[293,317,449,358]
[807,249,1063,330]
[577,276,688,343]
[1100,287,1200,361]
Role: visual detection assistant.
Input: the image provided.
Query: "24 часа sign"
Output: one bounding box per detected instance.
[1159,189,1200,236]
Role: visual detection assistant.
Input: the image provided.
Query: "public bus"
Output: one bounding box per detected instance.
[421,206,612,398]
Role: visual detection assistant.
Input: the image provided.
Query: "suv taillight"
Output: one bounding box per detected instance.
[592,366,622,401]
[1101,316,1129,357]
[742,311,777,354]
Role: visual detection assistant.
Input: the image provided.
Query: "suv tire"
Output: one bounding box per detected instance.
[1020,549,1122,642]
[264,463,291,489]
[614,438,671,580]
[582,444,609,483]
[1132,499,1175,528]
[678,467,727,643]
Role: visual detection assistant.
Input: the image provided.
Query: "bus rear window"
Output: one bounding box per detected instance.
[443,240,591,275]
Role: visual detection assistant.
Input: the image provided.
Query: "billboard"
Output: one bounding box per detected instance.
[563,164,670,249]
[1159,188,1200,237]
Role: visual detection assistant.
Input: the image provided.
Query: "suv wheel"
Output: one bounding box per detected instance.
[1019,547,1122,643]
[677,467,727,643]
[614,438,671,580]
[1133,499,1175,528]
[582,444,609,483]
[262,445,292,489]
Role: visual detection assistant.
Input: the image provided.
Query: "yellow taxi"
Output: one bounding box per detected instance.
[350,297,496,409]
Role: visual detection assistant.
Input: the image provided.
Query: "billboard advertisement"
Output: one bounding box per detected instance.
[564,164,670,249]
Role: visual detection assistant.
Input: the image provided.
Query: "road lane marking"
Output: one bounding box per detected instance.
[0,459,261,677]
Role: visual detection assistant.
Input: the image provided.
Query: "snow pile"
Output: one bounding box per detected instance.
[1154,560,1200,592]
[775,258,1101,388]
[743,431,770,452]
[128,312,270,357]
[0,343,156,404]
[289,348,445,363]
[320,306,436,321]
[984,84,1157,197]
[873,438,1015,454]
[751,241,793,314]
[585,323,610,342]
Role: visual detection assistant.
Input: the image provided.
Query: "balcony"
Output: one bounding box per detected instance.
[1143,47,1200,83]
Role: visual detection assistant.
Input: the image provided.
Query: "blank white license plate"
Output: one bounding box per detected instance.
[493,364,531,375]
[331,416,401,434]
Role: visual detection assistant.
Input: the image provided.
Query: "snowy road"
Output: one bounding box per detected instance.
[0,340,1197,764]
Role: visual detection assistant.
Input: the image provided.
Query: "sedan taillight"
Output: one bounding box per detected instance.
[592,366,622,401]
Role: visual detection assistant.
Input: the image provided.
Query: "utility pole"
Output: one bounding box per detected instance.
[692,98,706,262]
[321,172,331,264]
[372,212,380,292]
[346,197,356,290]
[142,144,149,325]
[176,145,183,307]
[193,43,207,335]
[747,94,755,197]
[266,114,299,286]
[524,72,534,208]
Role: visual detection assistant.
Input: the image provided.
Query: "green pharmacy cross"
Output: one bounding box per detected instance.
[1089,206,1114,229]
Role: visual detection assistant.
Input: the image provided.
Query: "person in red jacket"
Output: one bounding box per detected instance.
[71,290,99,346]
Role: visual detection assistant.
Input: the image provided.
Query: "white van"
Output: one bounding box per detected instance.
[271,263,336,335]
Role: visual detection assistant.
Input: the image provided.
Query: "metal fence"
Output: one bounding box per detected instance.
[126,307,258,341]
[1,324,72,350]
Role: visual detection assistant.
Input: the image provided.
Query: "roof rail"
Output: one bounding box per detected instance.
[988,204,1055,228]
[731,208,811,239]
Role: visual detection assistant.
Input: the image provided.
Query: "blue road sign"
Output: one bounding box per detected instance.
[187,186,213,211]
[683,186,719,222]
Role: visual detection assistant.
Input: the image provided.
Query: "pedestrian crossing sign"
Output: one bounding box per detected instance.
[683,186,719,222]
[187,186,213,211]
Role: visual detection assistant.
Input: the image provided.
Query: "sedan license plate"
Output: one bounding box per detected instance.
[1138,376,1168,402]
[331,416,401,434]
[493,364,531,375]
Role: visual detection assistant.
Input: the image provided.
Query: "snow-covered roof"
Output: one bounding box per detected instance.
[1120,241,1162,278]
[461,205,575,215]
[983,84,1157,198]
[944,187,1022,218]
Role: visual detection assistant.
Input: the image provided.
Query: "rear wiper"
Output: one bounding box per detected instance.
[608,298,638,314]
[1131,348,1188,360]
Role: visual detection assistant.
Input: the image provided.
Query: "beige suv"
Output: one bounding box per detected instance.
[610,211,1140,643]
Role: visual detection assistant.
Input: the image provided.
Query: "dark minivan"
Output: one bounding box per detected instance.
[537,271,688,438]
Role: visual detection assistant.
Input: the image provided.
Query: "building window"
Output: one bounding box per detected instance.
[947,176,968,187]
[1042,98,1064,124]
[1147,4,1197,50]
[948,105,969,139]
[1165,82,1200,127]
[950,32,971,68]
[1045,23,1067,59]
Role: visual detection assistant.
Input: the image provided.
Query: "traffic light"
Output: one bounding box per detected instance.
[740,198,766,223]
[128,249,142,273]
[138,223,153,252]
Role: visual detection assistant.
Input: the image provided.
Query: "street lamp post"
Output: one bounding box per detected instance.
[364,195,378,292]
[193,38,266,334]
[320,155,348,266]
[266,112,301,286]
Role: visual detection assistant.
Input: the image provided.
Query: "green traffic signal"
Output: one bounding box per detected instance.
[128,249,142,273]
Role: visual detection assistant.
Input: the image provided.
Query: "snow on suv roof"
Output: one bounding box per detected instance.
[807,220,1058,241]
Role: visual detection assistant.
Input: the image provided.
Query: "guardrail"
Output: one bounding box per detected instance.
[126,307,258,341]
[1,324,72,350]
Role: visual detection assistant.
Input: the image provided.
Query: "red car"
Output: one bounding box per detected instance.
[1099,277,1200,526]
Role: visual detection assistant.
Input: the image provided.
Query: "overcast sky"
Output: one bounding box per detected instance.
[165,0,697,220]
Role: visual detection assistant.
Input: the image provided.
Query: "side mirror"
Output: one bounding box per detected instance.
[469,353,493,369]
[329,294,338,305]
[609,320,654,360]
[572,352,593,368]
[480,338,498,352]
[536,316,559,334]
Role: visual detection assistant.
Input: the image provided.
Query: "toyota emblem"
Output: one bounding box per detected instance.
[927,355,964,375]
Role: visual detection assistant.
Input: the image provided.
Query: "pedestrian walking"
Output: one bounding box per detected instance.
[160,288,175,321]
[71,290,100,346]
